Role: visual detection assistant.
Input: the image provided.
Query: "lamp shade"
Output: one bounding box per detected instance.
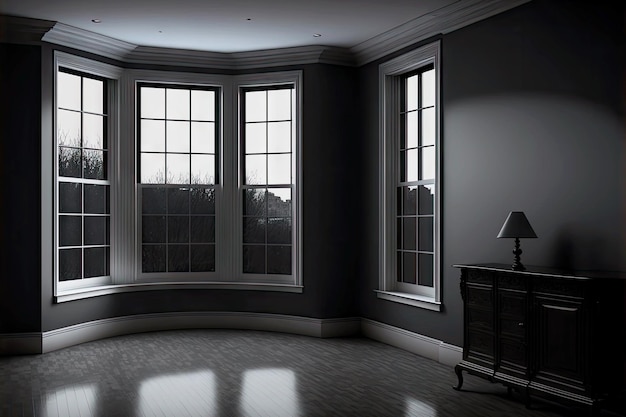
[497,211,537,238]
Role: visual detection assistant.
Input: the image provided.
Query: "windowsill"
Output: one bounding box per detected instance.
[375,290,441,311]
[55,282,304,303]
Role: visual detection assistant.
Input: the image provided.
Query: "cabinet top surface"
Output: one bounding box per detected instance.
[453,263,626,281]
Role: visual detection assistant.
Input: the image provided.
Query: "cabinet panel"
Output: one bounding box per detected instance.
[533,294,586,391]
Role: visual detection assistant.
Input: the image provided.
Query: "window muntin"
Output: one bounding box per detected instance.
[138,84,219,275]
[241,86,295,276]
[56,69,110,283]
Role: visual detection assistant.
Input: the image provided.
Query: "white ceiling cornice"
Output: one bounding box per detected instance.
[2,0,530,69]
[351,0,532,66]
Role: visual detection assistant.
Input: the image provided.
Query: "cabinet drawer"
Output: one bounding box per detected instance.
[499,273,526,291]
[533,278,584,298]
[467,269,493,285]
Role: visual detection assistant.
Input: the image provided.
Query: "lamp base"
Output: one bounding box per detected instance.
[511,238,525,271]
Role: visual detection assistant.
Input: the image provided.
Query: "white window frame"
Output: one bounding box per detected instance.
[49,54,303,302]
[234,72,303,287]
[53,51,123,295]
[377,41,442,311]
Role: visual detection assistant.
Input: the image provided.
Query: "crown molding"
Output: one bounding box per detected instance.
[351,0,532,66]
[0,15,55,44]
[125,44,354,70]
[42,22,137,61]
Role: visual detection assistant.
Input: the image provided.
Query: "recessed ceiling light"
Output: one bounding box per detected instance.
[91,19,101,23]
[313,33,322,37]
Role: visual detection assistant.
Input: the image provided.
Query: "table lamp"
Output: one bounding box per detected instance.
[497,211,537,271]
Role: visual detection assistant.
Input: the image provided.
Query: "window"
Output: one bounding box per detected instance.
[241,86,295,277]
[138,84,219,277]
[378,41,441,311]
[50,53,302,300]
[53,53,122,294]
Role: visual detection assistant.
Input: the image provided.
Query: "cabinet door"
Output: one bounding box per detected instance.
[497,290,528,378]
[465,284,495,368]
[532,294,587,392]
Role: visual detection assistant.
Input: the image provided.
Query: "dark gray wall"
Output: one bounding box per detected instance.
[0,43,42,333]
[358,0,625,346]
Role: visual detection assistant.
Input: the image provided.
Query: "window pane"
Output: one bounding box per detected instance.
[142,216,166,243]
[59,182,82,213]
[83,77,104,114]
[168,216,189,243]
[190,188,215,215]
[418,216,434,252]
[167,153,190,184]
[267,154,290,185]
[59,147,82,178]
[245,155,266,185]
[167,88,190,120]
[141,153,166,184]
[58,72,81,111]
[59,248,82,281]
[418,184,434,215]
[168,245,189,272]
[267,188,291,216]
[168,188,190,214]
[267,218,291,244]
[268,122,291,153]
[84,247,106,278]
[57,109,81,147]
[191,154,215,185]
[245,123,267,154]
[191,244,215,272]
[59,216,82,247]
[267,245,291,274]
[406,75,418,111]
[421,108,435,147]
[420,146,435,180]
[141,120,166,152]
[406,111,417,149]
[406,148,418,182]
[418,253,434,287]
[84,216,107,245]
[267,89,291,121]
[141,87,165,119]
[142,245,166,272]
[243,245,265,273]
[84,184,108,214]
[402,217,416,251]
[243,217,266,244]
[245,91,266,122]
[191,122,215,154]
[166,121,190,153]
[244,189,266,216]
[191,90,214,121]
[191,216,215,243]
[403,252,416,284]
[142,187,167,214]
[83,149,106,180]
[422,69,435,108]
[401,186,417,216]
[83,114,104,149]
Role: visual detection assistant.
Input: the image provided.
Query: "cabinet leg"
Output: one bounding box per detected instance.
[452,365,464,391]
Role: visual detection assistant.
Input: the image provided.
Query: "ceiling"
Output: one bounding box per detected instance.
[0,0,465,53]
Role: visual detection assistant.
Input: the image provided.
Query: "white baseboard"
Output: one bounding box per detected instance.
[361,319,462,367]
[0,315,458,367]
[40,312,361,353]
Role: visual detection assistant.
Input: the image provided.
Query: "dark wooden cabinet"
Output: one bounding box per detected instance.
[453,264,626,414]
